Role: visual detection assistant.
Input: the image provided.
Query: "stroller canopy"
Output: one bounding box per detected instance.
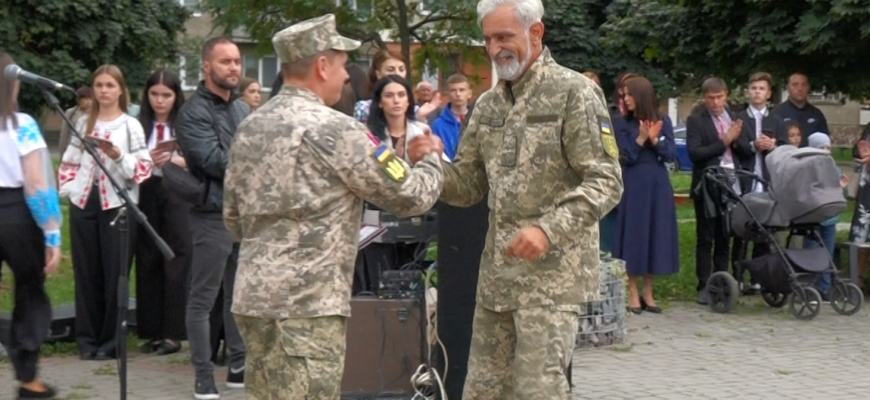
[765,145,846,226]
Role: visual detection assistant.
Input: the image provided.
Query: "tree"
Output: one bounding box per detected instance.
[200,0,484,84]
[0,0,189,119]
[600,0,870,98]
[542,0,676,99]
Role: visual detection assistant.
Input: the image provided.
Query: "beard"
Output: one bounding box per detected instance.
[492,34,532,81]
[210,70,239,91]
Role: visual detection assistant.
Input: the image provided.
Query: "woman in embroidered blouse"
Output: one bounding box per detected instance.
[58,64,152,360]
[612,76,679,315]
[134,68,190,356]
[353,50,440,123]
[0,50,62,400]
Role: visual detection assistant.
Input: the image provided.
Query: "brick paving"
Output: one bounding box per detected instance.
[2,299,869,399]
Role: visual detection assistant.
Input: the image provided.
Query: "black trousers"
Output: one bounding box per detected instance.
[134,177,192,341]
[70,189,136,356]
[694,196,730,291]
[0,188,52,382]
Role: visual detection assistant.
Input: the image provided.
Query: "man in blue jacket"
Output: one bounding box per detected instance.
[431,74,474,160]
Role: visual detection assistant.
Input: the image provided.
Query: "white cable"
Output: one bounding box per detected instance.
[410,265,449,400]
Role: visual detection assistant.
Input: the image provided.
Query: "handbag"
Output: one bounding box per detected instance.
[161,161,207,206]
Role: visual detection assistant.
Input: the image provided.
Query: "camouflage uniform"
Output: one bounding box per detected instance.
[441,48,623,400]
[223,14,444,400]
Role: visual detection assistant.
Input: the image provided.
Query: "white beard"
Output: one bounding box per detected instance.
[492,35,532,81]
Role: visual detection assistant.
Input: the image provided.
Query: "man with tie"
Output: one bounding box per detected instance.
[687,77,743,305]
[730,72,787,292]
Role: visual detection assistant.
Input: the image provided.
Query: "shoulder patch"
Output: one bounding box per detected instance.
[598,116,618,160]
[374,143,407,182]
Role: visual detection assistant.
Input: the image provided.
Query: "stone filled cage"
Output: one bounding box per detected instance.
[576,253,628,349]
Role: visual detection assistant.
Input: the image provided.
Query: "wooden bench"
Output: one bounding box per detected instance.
[833,241,870,284]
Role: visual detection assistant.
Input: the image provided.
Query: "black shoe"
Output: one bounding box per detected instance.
[140,339,163,354]
[17,384,57,399]
[640,298,663,314]
[155,340,181,356]
[696,289,710,305]
[227,366,245,389]
[194,375,220,400]
[79,352,95,361]
[95,351,116,361]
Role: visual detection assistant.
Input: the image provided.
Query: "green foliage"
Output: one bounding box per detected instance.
[0,0,189,119]
[200,0,485,83]
[542,0,677,98]
[601,0,870,97]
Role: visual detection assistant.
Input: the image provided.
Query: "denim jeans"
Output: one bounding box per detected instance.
[803,224,836,294]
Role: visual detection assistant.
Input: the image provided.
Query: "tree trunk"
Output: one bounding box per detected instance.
[396,0,412,71]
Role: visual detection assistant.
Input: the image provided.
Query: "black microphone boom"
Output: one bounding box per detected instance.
[4,64,77,94]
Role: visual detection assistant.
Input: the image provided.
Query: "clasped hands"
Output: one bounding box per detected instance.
[856,141,870,165]
[754,134,776,152]
[407,128,445,164]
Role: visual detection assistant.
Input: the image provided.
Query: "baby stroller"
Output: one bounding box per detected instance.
[698,145,864,320]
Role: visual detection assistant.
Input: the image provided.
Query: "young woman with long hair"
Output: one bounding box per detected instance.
[0,49,61,400]
[353,50,440,123]
[58,64,152,360]
[134,68,191,356]
[612,76,679,315]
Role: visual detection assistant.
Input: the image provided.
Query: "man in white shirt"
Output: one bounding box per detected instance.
[731,72,787,292]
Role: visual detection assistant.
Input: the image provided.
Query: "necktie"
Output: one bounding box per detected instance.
[717,115,732,163]
[156,123,165,142]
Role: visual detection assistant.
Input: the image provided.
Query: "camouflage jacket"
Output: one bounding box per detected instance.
[224,85,443,319]
[441,48,624,312]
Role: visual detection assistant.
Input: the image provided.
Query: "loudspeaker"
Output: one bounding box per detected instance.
[342,297,426,398]
[435,199,488,400]
[0,299,138,349]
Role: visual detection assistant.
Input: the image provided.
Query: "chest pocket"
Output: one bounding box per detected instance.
[477,116,512,168]
[523,114,562,167]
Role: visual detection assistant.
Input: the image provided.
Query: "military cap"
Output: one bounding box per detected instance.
[272,14,361,64]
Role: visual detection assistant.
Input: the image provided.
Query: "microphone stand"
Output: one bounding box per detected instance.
[39,87,175,400]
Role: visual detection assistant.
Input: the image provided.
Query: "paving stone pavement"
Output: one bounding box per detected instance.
[2,299,870,399]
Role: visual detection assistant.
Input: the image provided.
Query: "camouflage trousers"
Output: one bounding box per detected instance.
[234,314,347,400]
[462,305,578,400]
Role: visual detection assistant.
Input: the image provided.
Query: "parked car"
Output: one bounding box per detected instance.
[670,125,692,172]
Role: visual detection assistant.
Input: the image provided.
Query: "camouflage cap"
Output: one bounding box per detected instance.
[272,14,361,64]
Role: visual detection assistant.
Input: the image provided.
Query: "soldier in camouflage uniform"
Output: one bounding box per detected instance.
[222,14,445,400]
[408,1,623,398]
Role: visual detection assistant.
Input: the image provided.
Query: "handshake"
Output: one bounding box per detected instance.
[406,128,445,164]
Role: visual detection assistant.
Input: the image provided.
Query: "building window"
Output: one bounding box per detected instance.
[243,54,280,91]
[179,56,201,91]
[180,0,201,16]
[335,0,372,19]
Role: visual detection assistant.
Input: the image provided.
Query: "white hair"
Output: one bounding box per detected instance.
[416,81,432,90]
[477,0,544,28]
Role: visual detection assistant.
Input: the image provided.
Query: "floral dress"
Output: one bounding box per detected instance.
[849,124,870,242]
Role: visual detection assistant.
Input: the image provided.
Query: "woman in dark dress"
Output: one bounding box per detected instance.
[612,76,680,314]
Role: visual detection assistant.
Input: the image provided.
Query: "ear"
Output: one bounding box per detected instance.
[528,20,544,44]
[314,55,330,81]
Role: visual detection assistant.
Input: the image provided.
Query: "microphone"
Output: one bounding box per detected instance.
[4,64,77,94]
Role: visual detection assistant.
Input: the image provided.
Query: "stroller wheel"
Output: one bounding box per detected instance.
[761,291,788,308]
[788,286,822,320]
[830,281,863,316]
[707,271,739,314]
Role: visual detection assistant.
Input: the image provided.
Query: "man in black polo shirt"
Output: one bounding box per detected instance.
[771,72,829,147]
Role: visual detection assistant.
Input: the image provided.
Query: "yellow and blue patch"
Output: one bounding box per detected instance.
[598,116,618,160]
[374,144,407,182]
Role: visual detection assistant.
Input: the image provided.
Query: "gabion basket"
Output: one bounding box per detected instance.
[576,253,627,349]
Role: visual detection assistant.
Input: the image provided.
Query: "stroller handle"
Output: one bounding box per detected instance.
[700,165,777,202]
